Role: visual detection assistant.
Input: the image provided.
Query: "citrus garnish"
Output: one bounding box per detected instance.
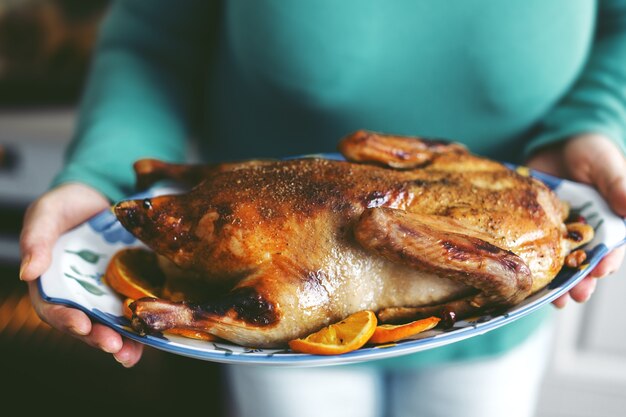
[103,248,164,299]
[288,310,377,355]
[165,328,219,342]
[121,297,134,320]
[368,316,440,344]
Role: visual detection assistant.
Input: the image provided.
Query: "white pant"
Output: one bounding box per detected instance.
[225,322,553,417]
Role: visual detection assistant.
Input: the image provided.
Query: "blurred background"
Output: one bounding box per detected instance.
[0,1,225,414]
[0,1,625,416]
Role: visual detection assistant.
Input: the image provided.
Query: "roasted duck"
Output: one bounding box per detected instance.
[115,131,593,347]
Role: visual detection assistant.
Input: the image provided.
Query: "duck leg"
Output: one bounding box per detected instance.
[129,280,283,347]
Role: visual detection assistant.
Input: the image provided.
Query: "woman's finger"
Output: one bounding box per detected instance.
[77,323,125,353]
[586,153,626,216]
[29,282,144,363]
[589,246,625,278]
[28,268,123,355]
[19,199,64,281]
[19,184,110,281]
[113,339,145,368]
[552,277,597,308]
[552,293,570,309]
[28,281,92,336]
[568,276,597,303]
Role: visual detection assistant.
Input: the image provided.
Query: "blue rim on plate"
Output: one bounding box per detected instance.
[38,157,626,367]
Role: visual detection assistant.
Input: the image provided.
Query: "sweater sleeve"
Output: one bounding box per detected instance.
[524,0,626,157]
[51,0,216,202]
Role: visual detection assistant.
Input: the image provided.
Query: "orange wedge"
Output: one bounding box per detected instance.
[121,297,134,320]
[165,328,219,342]
[368,316,440,344]
[288,310,377,355]
[103,248,164,299]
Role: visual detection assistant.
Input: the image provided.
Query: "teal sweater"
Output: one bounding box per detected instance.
[54,0,626,367]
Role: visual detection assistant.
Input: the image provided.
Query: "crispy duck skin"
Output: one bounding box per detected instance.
[115,131,594,347]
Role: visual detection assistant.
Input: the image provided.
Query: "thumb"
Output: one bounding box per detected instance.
[565,135,626,217]
[19,183,110,281]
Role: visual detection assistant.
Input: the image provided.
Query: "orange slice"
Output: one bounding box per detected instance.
[165,328,219,342]
[121,297,134,320]
[368,316,440,344]
[103,248,164,299]
[288,310,377,355]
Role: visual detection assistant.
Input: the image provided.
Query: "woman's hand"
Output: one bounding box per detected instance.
[526,133,626,308]
[19,183,144,367]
